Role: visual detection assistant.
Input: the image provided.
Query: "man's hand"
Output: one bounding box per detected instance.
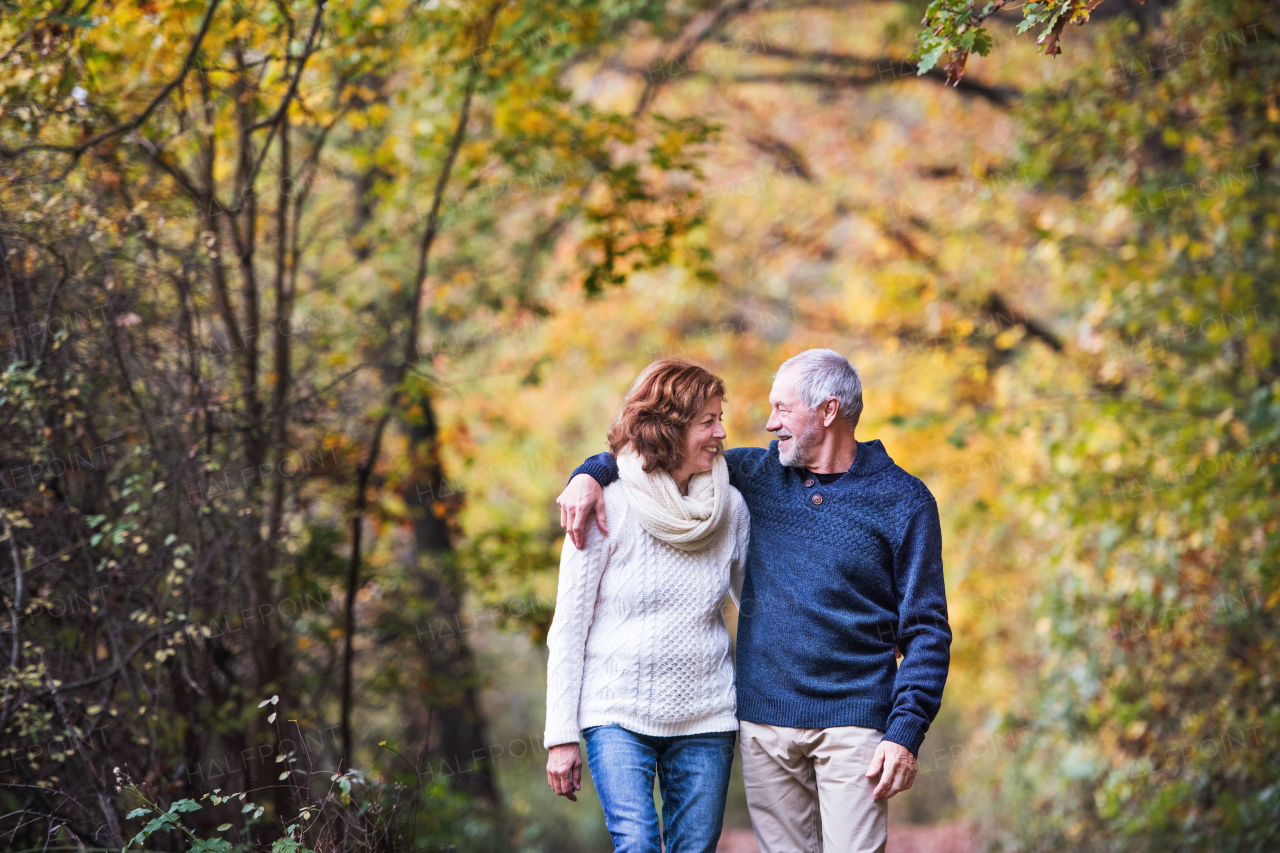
[546,742,583,801]
[865,740,917,800]
[556,473,608,550]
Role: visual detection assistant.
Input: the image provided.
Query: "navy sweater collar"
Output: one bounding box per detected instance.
[767,438,896,482]
[848,439,895,478]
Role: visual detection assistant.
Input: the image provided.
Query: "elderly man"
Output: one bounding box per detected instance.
[556,349,951,853]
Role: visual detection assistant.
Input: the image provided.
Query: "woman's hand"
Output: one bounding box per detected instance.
[546,742,583,801]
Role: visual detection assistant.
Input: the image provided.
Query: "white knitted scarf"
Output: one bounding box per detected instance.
[615,446,731,553]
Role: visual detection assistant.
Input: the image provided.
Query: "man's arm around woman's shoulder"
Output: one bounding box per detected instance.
[558,447,766,548]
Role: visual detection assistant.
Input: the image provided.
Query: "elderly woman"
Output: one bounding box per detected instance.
[543,358,749,853]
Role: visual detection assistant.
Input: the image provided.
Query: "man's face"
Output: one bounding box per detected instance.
[767,370,822,467]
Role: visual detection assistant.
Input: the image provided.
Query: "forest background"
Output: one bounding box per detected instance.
[1,0,1277,851]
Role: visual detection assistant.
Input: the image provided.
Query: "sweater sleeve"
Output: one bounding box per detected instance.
[728,492,750,610]
[724,446,767,491]
[883,498,952,756]
[544,520,611,748]
[570,452,619,487]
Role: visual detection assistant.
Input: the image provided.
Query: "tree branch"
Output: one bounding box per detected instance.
[617,42,1020,108]
[724,68,1017,108]
[247,0,328,185]
[1,0,224,166]
[753,44,1020,106]
[338,6,496,766]
[633,0,770,116]
[0,0,79,66]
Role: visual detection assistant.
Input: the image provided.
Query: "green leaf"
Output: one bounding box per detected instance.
[50,14,96,28]
[170,799,202,813]
[189,839,233,853]
[142,816,170,833]
[1016,12,1042,34]
[125,808,151,820]
[915,43,946,75]
[216,823,232,831]
[271,838,304,853]
[139,814,176,839]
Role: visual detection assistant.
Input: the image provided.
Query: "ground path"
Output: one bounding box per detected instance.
[716,822,978,853]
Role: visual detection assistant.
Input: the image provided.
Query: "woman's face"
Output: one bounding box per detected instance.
[682,395,726,475]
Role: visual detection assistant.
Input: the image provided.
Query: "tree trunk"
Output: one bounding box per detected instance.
[401,389,496,802]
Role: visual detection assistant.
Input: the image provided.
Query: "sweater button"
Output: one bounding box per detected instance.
[804,479,815,488]
[811,493,823,505]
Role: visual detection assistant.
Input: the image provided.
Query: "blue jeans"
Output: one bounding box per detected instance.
[583,725,736,853]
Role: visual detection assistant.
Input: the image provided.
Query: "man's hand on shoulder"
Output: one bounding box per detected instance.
[556,473,608,550]
[866,739,917,800]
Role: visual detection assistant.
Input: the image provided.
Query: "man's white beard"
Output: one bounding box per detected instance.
[777,416,822,467]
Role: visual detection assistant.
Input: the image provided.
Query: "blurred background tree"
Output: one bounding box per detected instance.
[2,0,1276,851]
[0,0,713,847]
[980,0,1280,848]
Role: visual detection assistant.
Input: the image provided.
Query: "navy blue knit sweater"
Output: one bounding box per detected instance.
[572,439,951,755]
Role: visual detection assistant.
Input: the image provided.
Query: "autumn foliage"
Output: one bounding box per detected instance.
[2,0,1278,851]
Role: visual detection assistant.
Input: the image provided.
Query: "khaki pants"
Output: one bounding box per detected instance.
[739,721,888,853]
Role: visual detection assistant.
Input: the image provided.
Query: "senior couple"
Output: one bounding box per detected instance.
[544,350,951,853]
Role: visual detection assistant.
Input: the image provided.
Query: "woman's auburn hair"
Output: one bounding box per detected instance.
[607,359,726,474]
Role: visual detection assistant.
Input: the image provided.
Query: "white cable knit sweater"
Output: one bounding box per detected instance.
[544,481,750,747]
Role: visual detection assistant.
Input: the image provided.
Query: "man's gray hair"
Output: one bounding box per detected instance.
[776,349,864,428]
